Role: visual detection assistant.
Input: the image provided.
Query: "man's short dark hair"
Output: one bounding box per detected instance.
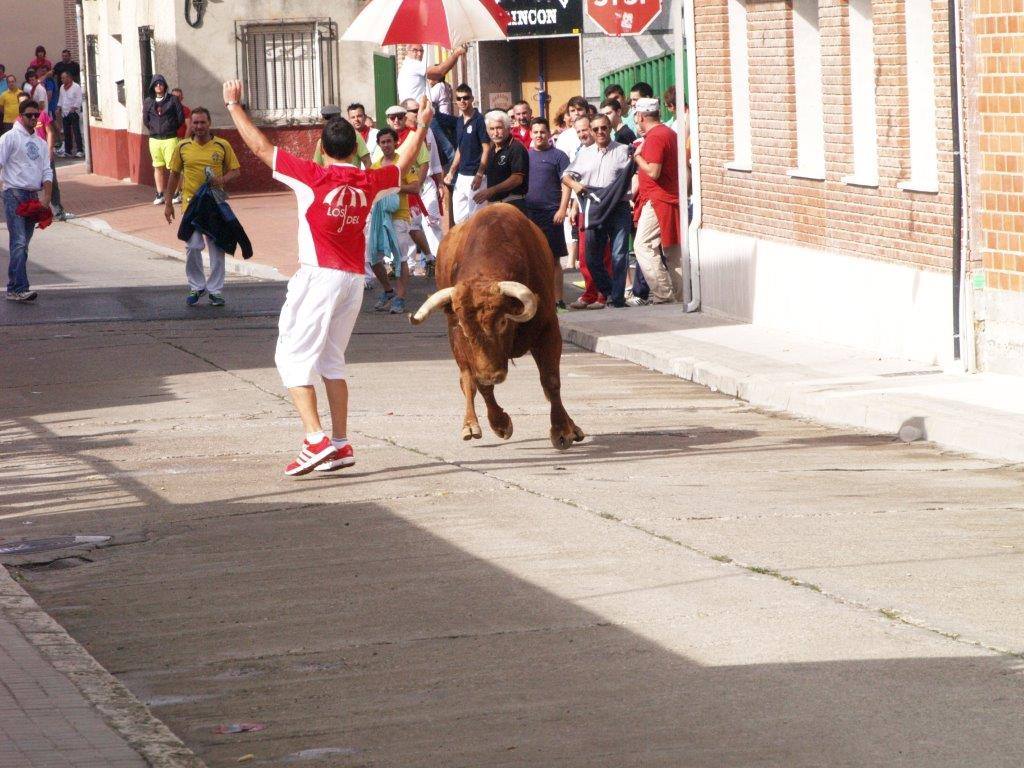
[530,116,550,130]
[600,97,623,112]
[62,49,71,55]
[604,83,625,98]
[567,95,588,112]
[455,83,473,96]
[513,100,530,109]
[375,126,399,144]
[191,106,211,120]
[322,116,357,159]
[0,65,5,73]
[346,102,365,113]
[171,87,183,95]
[630,82,654,98]
[35,46,46,55]
[19,99,40,115]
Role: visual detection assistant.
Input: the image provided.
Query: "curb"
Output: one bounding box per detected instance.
[560,323,1024,464]
[68,216,287,282]
[0,566,208,768]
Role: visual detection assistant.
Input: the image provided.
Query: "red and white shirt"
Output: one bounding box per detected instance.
[273,148,400,274]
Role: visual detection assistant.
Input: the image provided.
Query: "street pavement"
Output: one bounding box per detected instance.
[3,222,1024,767]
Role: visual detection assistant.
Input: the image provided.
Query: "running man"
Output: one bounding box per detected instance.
[221,79,433,476]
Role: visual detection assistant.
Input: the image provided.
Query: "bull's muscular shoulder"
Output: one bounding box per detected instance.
[437,204,552,290]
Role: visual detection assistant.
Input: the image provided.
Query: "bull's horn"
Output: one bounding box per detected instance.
[409,287,455,325]
[498,281,538,324]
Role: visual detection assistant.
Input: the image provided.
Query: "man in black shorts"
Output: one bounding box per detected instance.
[519,117,570,309]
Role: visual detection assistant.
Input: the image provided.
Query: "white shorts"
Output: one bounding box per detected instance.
[275,265,363,388]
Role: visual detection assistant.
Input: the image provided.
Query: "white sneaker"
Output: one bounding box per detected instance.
[75,151,85,158]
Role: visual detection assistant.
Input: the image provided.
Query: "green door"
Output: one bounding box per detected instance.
[373,53,398,126]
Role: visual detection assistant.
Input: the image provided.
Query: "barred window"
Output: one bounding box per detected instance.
[86,34,100,119]
[236,20,338,123]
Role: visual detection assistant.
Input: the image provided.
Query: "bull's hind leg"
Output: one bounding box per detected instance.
[532,327,585,450]
[459,368,483,440]
[478,385,513,440]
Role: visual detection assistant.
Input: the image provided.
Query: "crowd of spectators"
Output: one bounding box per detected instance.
[352,48,689,314]
[1,45,85,222]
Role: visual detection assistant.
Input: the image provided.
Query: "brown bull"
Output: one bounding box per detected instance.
[410,203,585,450]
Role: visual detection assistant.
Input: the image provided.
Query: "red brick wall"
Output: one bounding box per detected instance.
[89,125,321,193]
[969,0,1024,292]
[63,0,79,61]
[695,0,955,271]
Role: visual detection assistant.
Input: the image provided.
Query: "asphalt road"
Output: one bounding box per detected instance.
[3,223,1024,768]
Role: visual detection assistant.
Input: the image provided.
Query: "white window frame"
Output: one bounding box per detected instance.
[843,0,879,187]
[898,0,939,193]
[726,0,752,171]
[789,0,826,180]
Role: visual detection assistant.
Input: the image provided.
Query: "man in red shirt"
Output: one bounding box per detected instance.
[510,100,532,148]
[222,79,433,476]
[632,97,683,304]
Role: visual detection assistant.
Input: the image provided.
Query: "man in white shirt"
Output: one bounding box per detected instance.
[22,70,47,114]
[396,44,467,102]
[55,71,84,157]
[0,99,53,302]
[553,96,589,158]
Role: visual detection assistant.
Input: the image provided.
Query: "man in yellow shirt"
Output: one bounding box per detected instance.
[1,75,23,134]
[163,107,241,306]
[370,127,421,314]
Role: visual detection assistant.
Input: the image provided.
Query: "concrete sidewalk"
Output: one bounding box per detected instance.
[560,305,1024,463]
[57,162,294,281]
[0,567,203,768]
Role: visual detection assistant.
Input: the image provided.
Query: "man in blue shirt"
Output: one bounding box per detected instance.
[520,117,570,308]
[442,83,491,224]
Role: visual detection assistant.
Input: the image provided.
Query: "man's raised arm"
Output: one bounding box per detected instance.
[222,80,275,168]
[396,96,434,176]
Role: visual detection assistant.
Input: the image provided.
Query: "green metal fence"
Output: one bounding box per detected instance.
[373,53,398,126]
[598,50,686,105]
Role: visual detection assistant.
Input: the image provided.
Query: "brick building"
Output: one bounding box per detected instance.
[687,0,1024,373]
[690,0,959,366]
[80,0,377,193]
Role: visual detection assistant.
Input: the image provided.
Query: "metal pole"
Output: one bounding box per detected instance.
[76,0,92,174]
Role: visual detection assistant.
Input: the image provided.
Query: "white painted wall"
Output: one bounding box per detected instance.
[790,0,825,179]
[844,0,878,187]
[726,0,751,170]
[901,0,939,192]
[82,0,377,132]
[698,228,954,365]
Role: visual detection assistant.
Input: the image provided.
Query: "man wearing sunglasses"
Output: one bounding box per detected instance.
[442,84,491,223]
[0,100,52,302]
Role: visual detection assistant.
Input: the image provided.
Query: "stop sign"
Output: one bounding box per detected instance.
[586,0,662,35]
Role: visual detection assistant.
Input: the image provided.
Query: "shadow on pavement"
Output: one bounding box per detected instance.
[2,413,1021,767]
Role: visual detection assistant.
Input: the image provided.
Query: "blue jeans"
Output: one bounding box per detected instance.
[585,202,632,306]
[4,188,37,293]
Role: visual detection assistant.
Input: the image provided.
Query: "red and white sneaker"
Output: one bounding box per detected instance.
[284,436,338,477]
[314,442,356,472]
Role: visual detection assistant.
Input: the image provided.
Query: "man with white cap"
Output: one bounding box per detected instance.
[632,96,683,304]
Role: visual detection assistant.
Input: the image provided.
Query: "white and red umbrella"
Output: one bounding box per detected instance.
[341,0,511,48]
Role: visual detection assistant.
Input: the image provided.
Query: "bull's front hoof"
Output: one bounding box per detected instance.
[462,422,483,441]
[551,426,577,451]
[572,424,586,442]
[490,413,513,440]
